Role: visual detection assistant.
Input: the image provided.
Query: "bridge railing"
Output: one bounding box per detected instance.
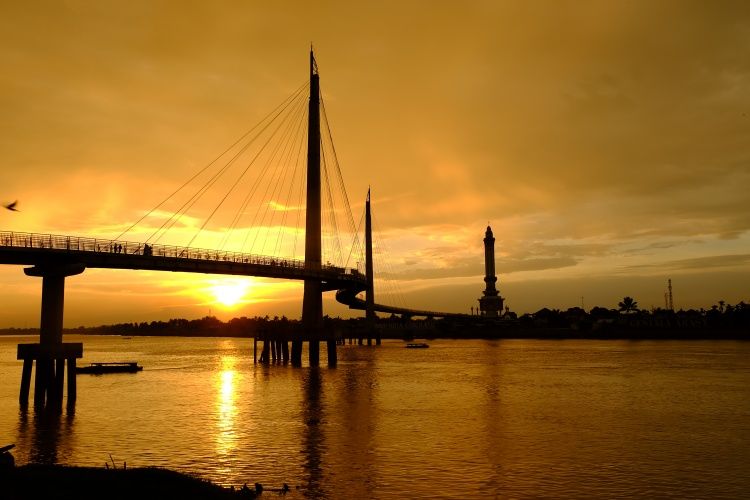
[0,230,364,279]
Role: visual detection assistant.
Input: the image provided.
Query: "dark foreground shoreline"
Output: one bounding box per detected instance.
[2,465,257,500]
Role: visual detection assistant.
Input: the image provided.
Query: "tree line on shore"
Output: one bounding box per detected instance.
[0,298,747,337]
[1,315,357,337]
[514,297,749,330]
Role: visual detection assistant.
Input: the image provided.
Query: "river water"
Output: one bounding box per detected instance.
[1,335,749,498]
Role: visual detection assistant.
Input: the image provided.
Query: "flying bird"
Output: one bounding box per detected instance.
[3,200,19,211]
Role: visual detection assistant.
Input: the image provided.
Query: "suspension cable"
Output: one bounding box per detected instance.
[147,83,308,246]
[218,91,308,251]
[320,96,362,255]
[185,88,309,250]
[116,81,307,241]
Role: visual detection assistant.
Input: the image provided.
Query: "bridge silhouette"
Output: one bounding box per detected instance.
[0,231,365,291]
[0,50,468,410]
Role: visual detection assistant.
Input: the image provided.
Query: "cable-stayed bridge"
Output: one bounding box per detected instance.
[0,231,365,290]
[0,50,468,409]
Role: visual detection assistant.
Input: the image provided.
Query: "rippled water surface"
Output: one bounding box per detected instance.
[1,336,749,498]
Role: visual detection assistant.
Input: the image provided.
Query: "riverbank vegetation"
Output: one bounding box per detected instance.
[1,299,747,339]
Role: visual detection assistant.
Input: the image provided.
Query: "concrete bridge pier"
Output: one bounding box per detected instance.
[259,334,271,364]
[19,263,85,409]
[258,334,290,365]
[270,339,287,363]
[281,340,289,364]
[291,339,303,366]
[309,339,320,367]
[326,339,337,367]
[271,339,278,362]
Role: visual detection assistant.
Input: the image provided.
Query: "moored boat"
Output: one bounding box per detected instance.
[405,343,429,349]
[77,362,143,374]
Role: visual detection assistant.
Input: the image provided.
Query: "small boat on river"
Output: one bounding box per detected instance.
[405,343,429,349]
[77,362,143,374]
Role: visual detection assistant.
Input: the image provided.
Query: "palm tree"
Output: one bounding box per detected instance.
[618,296,639,314]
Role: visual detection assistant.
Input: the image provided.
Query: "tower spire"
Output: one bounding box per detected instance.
[478,225,504,317]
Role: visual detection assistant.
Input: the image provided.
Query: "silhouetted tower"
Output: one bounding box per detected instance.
[478,225,503,317]
[292,49,334,367]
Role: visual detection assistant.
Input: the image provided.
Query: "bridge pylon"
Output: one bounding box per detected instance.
[18,263,84,409]
[296,48,336,367]
[365,188,379,345]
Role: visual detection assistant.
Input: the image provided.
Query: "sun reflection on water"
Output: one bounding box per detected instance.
[215,357,238,461]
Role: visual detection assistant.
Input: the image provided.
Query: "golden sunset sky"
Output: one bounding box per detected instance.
[1,1,749,326]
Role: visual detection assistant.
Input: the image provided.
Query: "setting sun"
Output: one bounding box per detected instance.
[208,279,251,308]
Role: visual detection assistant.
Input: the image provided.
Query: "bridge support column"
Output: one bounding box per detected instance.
[67,357,77,401]
[33,355,49,406]
[18,343,82,409]
[327,339,337,367]
[308,339,320,367]
[281,340,289,364]
[20,359,32,402]
[260,336,270,365]
[291,340,303,366]
[303,279,324,367]
[19,264,84,409]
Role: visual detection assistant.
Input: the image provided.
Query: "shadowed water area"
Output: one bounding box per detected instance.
[1,336,749,498]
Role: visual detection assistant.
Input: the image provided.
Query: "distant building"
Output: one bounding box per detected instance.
[478,225,504,317]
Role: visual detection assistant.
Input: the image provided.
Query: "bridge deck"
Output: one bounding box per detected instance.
[1,230,467,319]
[0,231,364,288]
